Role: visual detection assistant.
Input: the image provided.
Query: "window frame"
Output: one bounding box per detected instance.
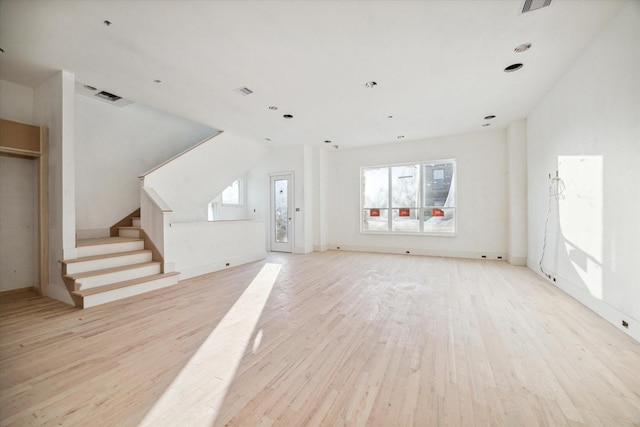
[360,159,456,236]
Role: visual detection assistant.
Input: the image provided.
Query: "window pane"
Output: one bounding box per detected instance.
[363,167,389,208]
[222,180,241,205]
[392,208,420,232]
[424,207,455,233]
[423,162,455,208]
[363,208,389,231]
[391,165,419,208]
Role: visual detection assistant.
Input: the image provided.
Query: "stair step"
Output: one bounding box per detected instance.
[65,262,162,290]
[77,237,144,257]
[72,272,180,308]
[60,250,153,275]
[118,226,141,238]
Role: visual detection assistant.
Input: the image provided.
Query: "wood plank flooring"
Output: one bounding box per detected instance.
[1,251,639,426]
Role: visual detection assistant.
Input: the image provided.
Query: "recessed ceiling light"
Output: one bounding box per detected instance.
[0,48,5,53]
[324,140,332,143]
[103,20,112,26]
[365,81,378,88]
[388,115,393,119]
[504,63,524,72]
[83,84,97,91]
[397,135,405,140]
[484,115,496,120]
[514,43,532,53]
[268,106,278,110]
[482,123,491,127]
[265,138,272,141]
[283,114,293,119]
[153,79,162,83]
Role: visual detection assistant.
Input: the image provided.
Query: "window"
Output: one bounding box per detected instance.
[221,179,243,206]
[361,159,456,234]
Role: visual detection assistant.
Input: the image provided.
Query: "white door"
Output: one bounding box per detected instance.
[270,174,293,252]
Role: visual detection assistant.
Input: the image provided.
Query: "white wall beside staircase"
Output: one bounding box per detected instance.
[142,132,271,222]
[75,95,216,238]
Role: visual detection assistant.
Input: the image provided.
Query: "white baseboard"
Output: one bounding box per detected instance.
[313,244,330,252]
[527,258,639,342]
[328,243,506,261]
[177,252,267,281]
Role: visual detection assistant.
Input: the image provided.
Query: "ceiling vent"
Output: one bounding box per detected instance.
[95,90,122,102]
[234,86,254,96]
[521,0,552,14]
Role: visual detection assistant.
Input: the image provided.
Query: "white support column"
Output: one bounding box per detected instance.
[507,119,528,265]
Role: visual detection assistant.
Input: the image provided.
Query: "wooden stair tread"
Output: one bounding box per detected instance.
[59,249,152,265]
[77,237,142,247]
[64,261,161,280]
[118,226,141,230]
[71,272,180,297]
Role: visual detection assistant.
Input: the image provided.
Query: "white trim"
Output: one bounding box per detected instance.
[329,244,506,261]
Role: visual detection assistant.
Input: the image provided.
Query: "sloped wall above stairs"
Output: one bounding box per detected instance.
[141,132,271,222]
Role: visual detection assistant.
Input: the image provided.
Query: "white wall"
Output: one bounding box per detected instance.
[143,132,271,222]
[33,71,76,305]
[0,80,38,291]
[166,220,266,280]
[312,148,331,251]
[527,0,640,340]
[75,95,216,237]
[246,145,313,254]
[0,80,33,123]
[328,130,508,259]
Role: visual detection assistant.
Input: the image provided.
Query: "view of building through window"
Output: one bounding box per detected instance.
[361,160,456,234]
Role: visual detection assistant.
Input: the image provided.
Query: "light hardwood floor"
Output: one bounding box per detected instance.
[1,251,639,426]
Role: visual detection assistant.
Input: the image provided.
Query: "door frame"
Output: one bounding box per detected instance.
[269,172,294,253]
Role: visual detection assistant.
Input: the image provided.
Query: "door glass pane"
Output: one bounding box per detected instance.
[274,179,288,243]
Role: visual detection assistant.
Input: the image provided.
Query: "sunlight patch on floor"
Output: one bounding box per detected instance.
[139,263,281,426]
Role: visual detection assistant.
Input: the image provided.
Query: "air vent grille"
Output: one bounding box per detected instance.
[521,0,552,14]
[95,91,122,102]
[234,86,254,96]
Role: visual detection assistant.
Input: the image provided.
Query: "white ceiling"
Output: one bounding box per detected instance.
[0,0,625,149]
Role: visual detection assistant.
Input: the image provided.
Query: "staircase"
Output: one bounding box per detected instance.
[60,217,179,308]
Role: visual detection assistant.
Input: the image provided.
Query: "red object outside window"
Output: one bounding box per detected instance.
[370,209,380,217]
[399,208,410,217]
[432,208,444,217]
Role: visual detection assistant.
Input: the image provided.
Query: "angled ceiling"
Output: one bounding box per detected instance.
[0,0,625,149]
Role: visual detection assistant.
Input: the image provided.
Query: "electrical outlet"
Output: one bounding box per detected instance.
[481,255,487,259]
[336,246,341,250]
[497,256,503,260]
[405,251,410,254]
[225,262,230,267]
[622,320,629,328]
